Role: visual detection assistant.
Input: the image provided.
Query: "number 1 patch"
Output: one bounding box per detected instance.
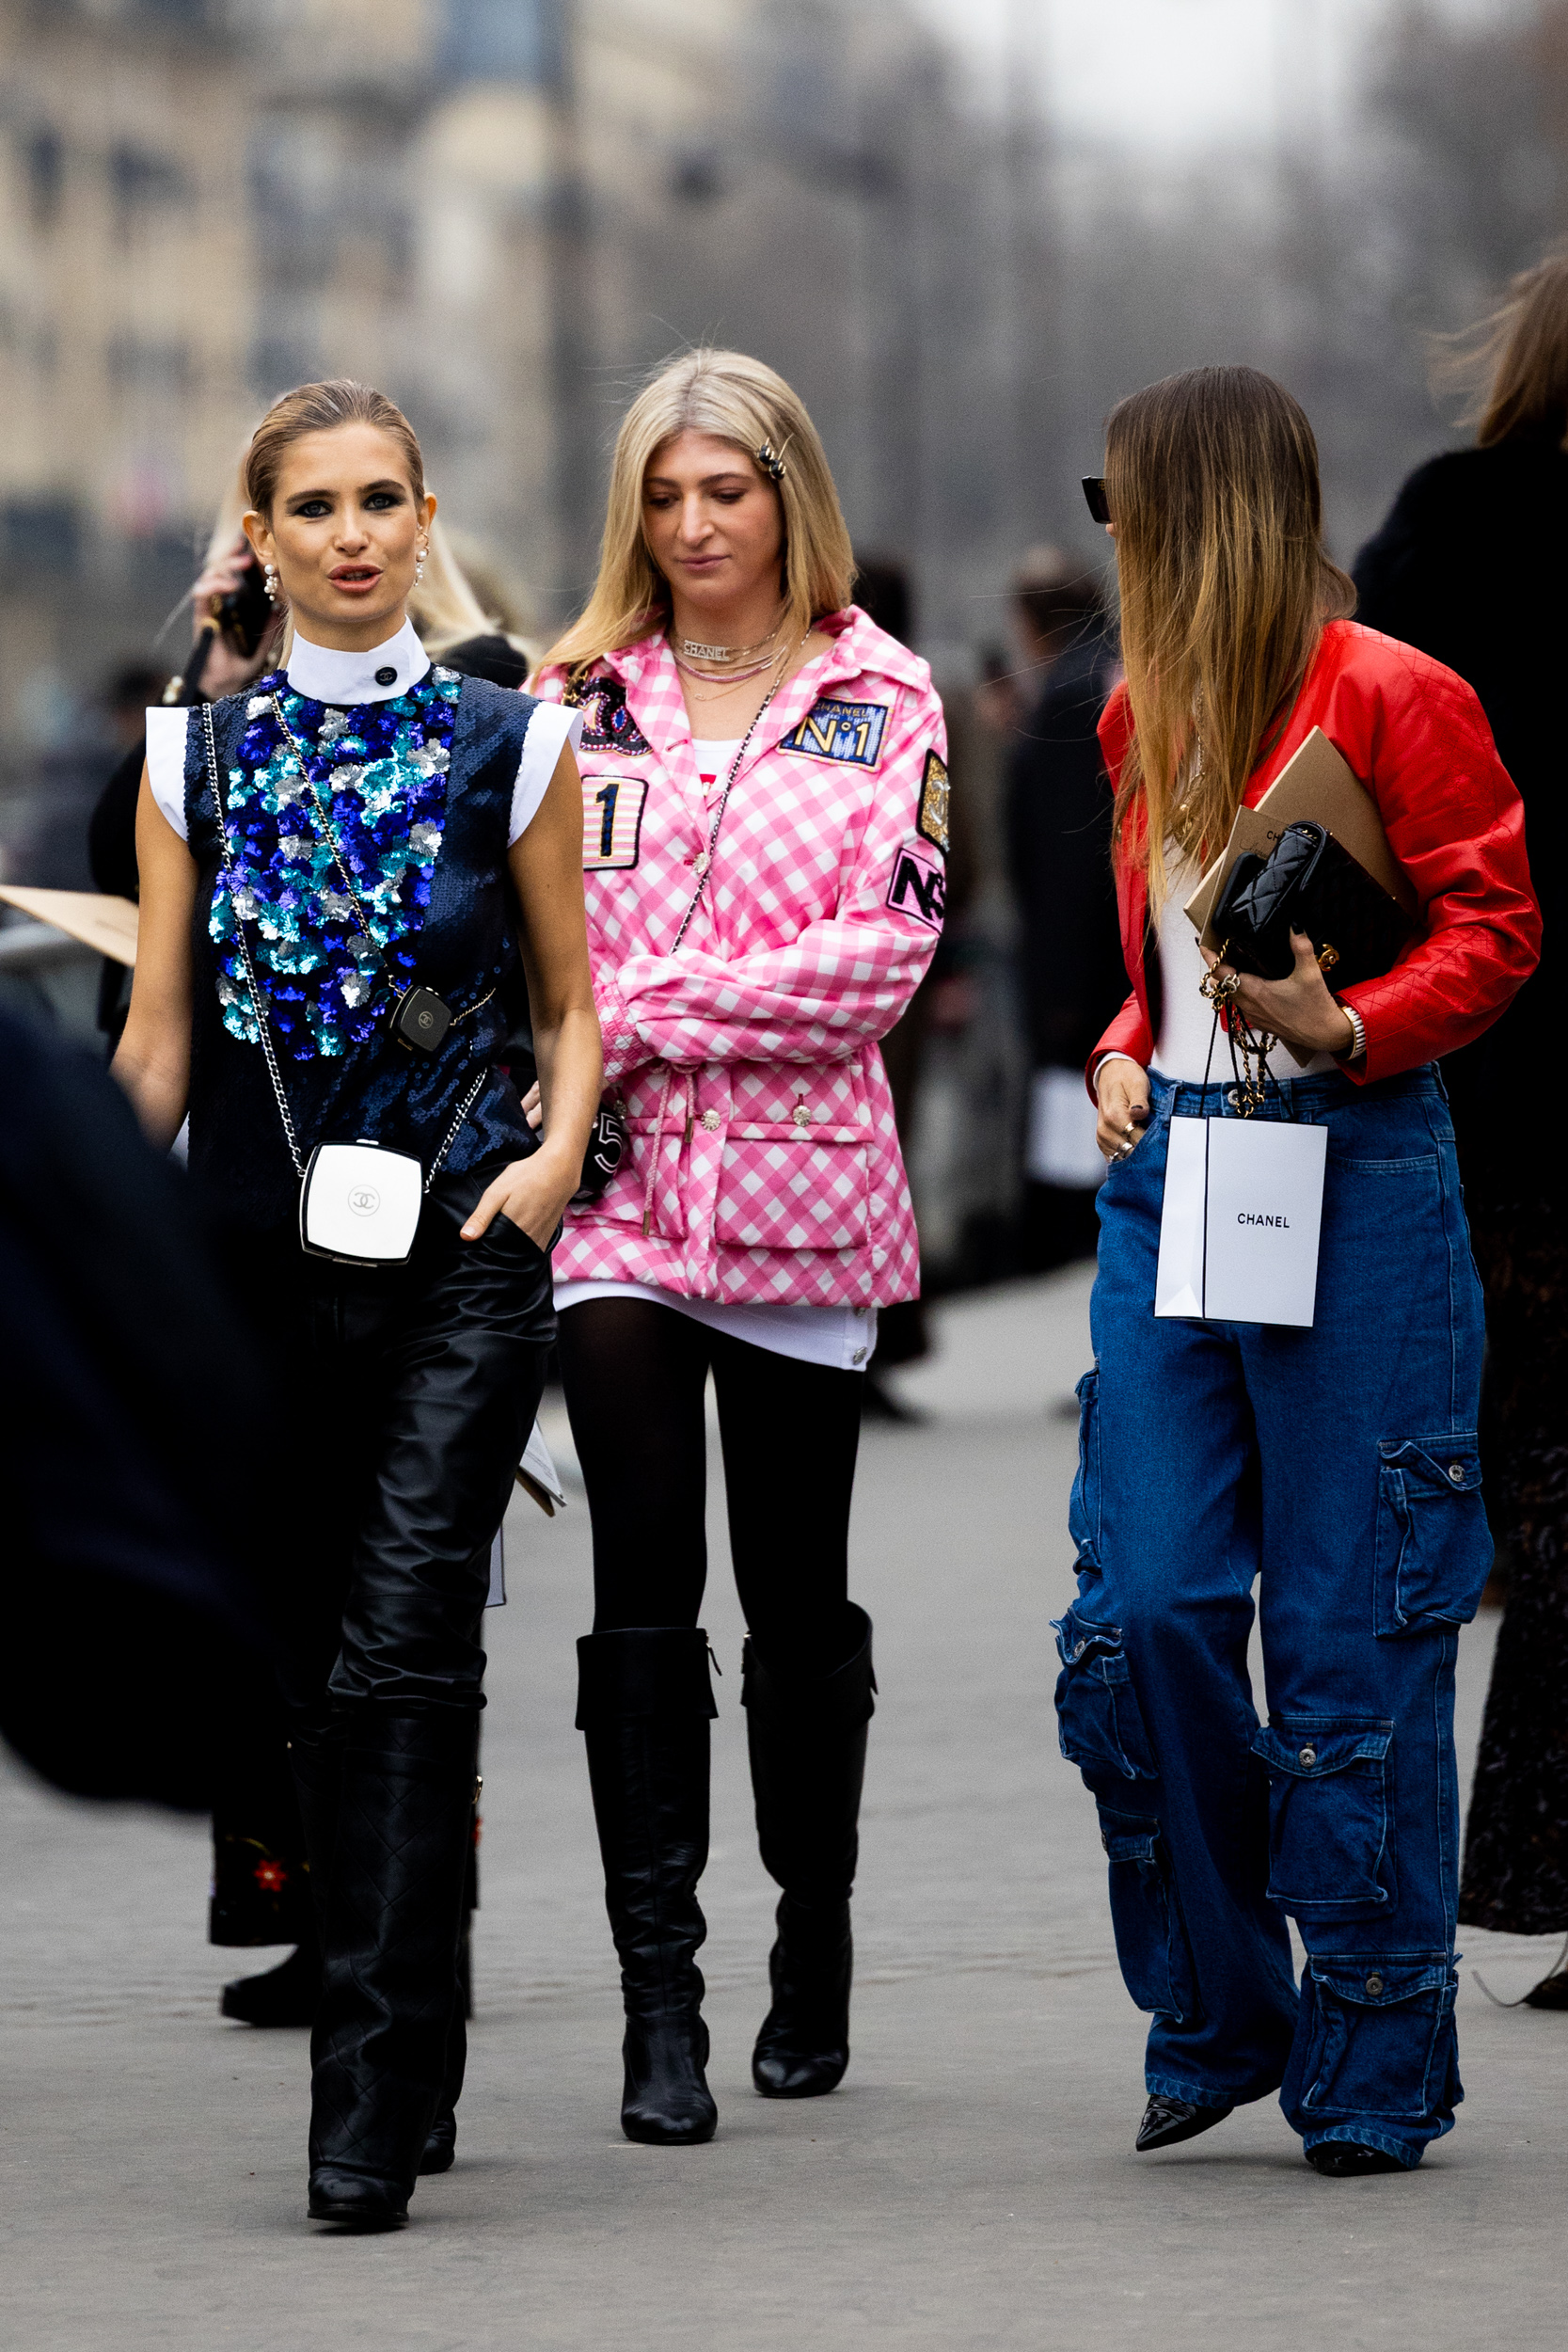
[886,840,947,934]
[581,772,648,869]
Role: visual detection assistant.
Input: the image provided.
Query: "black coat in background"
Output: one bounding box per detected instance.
[1352,433,1567,1200]
[1006,635,1125,1074]
[1355,435,1568,1939]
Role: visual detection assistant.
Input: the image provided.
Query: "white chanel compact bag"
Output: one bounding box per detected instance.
[1155,1115,1327,1327]
[299,1139,425,1265]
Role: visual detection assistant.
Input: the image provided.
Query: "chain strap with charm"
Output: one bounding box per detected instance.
[202,701,486,1263]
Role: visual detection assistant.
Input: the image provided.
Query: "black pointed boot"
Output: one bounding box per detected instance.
[744,1604,875,2099]
[301,1708,480,2229]
[577,1629,719,2147]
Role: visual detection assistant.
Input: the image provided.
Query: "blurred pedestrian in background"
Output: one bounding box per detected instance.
[851,556,976,1405]
[113,378,599,2231]
[1068,365,1537,2175]
[1002,547,1122,1271]
[531,349,947,2148]
[1354,246,1568,1993]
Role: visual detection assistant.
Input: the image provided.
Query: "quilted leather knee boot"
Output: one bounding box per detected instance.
[578,1629,719,2146]
[302,1707,480,2229]
[744,1604,876,2099]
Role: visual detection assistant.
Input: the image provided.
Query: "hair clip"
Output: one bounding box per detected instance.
[756,440,787,483]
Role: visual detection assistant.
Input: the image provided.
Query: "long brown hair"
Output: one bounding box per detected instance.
[1106,365,1355,909]
[1431,242,1568,449]
[244,378,425,517]
[541,349,854,676]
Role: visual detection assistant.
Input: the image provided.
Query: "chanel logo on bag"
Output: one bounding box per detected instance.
[348,1185,382,1216]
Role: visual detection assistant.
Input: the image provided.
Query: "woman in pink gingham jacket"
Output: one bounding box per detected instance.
[530,350,947,2151]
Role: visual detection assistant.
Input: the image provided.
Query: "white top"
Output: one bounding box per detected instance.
[690,737,745,795]
[553,1279,879,1373]
[144,619,580,847]
[1098,860,1333,1089]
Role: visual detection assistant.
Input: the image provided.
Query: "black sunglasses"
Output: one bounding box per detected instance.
[1082,476,1111,526]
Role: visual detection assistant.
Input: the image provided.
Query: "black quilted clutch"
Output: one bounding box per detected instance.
[1211,820,1417,989]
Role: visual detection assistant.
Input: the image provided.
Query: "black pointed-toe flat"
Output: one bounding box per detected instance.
[1306,2141,1408,2177]
[1134,2093,1234,2153]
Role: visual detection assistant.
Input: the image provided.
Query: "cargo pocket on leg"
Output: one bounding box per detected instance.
[1098,1805,1200,2025]
[1068,1369,1102,1573]
[1053,1604,1158,1792]
[1251,1717,1396,1920]
[1373,1436,1492,1637]
[1299,1954,1456,2122]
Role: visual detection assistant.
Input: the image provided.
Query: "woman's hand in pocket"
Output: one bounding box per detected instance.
[518,1079,543,1131]
[1095,1057,1151,1164]
[461,1146,575,1248]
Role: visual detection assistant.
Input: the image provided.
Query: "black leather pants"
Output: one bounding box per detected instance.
[228,1161,555,2212]
[245,1160,556,1732]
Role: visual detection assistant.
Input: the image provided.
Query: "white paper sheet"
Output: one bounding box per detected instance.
[1155,1116,1327,1327]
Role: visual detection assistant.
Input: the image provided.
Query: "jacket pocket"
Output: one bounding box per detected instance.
[1251,1718,1395,1919]
[1053,1606,1158,1788]
[1373,1435,1492,1638]
[1068,1369,1102,1572]
[1298,1953,1458,2122]
[713,1136,871,1250]
[1097,1805,1201,2025]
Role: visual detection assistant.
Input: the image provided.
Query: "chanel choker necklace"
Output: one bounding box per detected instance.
[676,612,784,664]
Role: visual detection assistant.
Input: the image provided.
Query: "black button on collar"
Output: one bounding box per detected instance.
[374,665,398,686]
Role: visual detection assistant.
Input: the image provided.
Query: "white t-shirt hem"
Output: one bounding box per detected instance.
[553,1278,878,1372]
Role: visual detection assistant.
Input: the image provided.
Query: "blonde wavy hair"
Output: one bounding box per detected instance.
[1106,365,1355,911]
[542,348,855,675]
[1430,239,1568,449]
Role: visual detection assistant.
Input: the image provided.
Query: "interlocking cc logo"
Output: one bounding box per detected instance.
[348,1184,381,1217]
[417,1009,435,1029]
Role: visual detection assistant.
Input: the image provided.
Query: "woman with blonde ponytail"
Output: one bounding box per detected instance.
[1060,366,1539,2177]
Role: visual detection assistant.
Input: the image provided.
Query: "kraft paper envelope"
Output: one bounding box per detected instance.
[0,885,139,965]
[1183,725,1418,954]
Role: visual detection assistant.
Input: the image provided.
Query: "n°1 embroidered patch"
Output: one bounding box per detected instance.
[917,747,950,853]
[779,697,888,768]
[581,773,648,869]
[570,675,653,758]
[886,840,946,934]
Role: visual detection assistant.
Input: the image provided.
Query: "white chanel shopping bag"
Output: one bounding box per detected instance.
[1154,1116,1328,1326]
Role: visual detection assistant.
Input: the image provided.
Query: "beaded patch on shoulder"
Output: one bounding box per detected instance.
[210,667,461,1060]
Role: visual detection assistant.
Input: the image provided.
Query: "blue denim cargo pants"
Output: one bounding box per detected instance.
[1056,1066,1491,2167]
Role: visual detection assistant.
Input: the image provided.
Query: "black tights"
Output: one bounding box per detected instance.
[557,1298,864,1676]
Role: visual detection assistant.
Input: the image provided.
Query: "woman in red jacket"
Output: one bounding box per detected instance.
[1059,366,1539,2176]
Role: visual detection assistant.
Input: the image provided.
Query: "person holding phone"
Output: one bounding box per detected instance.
[1063,367,1537,2175]
[112,377,601,2230]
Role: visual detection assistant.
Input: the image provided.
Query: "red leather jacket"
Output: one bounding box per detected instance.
[1089,619,1541,1090]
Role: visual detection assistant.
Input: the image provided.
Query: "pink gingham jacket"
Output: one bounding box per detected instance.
[534,606,949,1305]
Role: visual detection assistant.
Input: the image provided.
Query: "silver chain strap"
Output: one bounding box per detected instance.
[201,701,483,1194]
[670,647,801,953]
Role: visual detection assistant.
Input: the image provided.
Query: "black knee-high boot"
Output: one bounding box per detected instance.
[301,1707,480,2228]
[744,1604,876,2099]
[577,1629,718,2147]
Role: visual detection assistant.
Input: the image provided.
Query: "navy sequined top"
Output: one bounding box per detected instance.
[182,658,545,1235]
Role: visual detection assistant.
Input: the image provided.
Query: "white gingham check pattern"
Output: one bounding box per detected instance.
[536,607,945,1306]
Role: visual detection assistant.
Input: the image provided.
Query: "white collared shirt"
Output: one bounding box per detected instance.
[144,623,579,847]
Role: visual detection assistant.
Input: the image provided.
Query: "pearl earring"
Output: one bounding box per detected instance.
[414,544,427,584]
[262,564,279,606]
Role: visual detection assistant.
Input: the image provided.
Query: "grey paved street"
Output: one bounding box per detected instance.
[2,1270,1563,2349]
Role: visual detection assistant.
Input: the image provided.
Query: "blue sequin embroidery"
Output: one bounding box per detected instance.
[210,666,461,1059]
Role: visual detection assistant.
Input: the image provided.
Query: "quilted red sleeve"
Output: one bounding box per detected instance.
[1331,650,1540,1085]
